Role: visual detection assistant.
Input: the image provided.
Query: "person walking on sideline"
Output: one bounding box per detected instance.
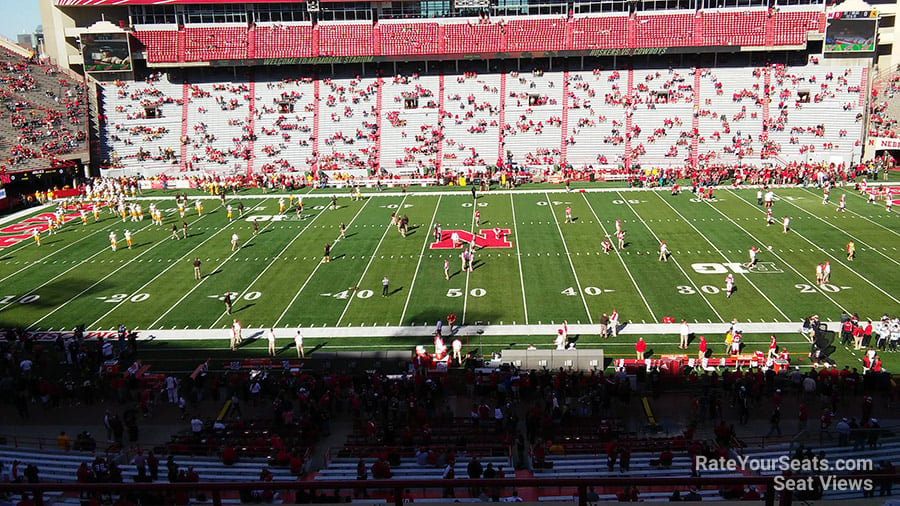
[224,293,233,315]
[230,320,243,351]
[294,330,304,358]
[266,328,277,356]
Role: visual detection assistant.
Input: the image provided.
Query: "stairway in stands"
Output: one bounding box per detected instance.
[624,69,634,170]
[560,69,569,165]
[312,76,320,166]
[179,80,190,171]
[858,66,869,108]
[498,70,507,166]
[690,69,702,167]
[762,65,771,141]
[246,73,256,176]
[374,77,383,175]
[437,71,445,173]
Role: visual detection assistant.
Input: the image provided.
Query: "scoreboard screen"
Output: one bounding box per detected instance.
[82,32,132,73]
[825,10,878,53]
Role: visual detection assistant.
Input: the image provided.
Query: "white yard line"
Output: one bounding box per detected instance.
[27,207,209,329]
[581,193,656,322]
[699,194,849,315]
[509,193,529,325]
[88,201,270,329]
[793,188,900,260]
[727,189,900,305]
[0,205,166,318]
[399,195,442,325]
[546,193,593,324]
[274,198,372,328]
[652,192,790,321]
[208,201,328,328]
[147,200,283,329]
[617,191,723,321]
[337,196,407,326]
[0,208,138,285]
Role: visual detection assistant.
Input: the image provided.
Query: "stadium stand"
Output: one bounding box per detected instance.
[97,63,867,176]
[0,50,87,174]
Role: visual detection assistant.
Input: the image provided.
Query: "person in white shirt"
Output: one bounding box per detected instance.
[725,274,735,298]
[609,310,619,337]
[231,233,239,251]
[658,241,669,262]
[266,328,277,356]
[230,320,243,351]
[783,216,790,234]
[294,330,304,358]
[679,320,690,349]
[452,338,463,363]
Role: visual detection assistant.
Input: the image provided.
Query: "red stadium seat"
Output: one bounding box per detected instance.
[318,22,374,57]
[505,16,567,52]
[133,30,179,63]
[633,13,695,48]
[570,16,627,50]
[183,26,249,61]
[443,21,503,54]
[253,24,316,58]
[378,22,439,56]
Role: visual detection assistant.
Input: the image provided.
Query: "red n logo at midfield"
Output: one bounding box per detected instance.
[429,229,512,249]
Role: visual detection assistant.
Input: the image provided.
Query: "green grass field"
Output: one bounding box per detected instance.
[1,185,897,371]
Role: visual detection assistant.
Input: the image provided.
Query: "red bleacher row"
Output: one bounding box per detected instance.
[133,10,823,63]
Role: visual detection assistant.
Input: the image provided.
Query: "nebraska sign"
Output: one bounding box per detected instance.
[429,229,512,249]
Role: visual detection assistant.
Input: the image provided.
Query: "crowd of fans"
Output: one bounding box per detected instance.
[0,50,86,171]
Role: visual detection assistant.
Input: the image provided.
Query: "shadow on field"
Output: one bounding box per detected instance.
[236,303,255,313]
[0,277,111,328]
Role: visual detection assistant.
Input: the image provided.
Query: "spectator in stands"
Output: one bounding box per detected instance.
[371,457,392,479]
[467,455,483,495]
[56,431,70,452]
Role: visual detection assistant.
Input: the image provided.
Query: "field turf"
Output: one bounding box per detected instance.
[0,185,897,371]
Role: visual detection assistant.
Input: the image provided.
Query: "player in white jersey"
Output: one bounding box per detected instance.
[278,197,285,214]
[443,259,450,280]
[226,205,233,222]
[822,186,830,205]
[837,194,845,212]
[815,263,823,285]
[764,190,774,209]
[658,241,668,262]
[554,322,569,350]
[231,233,239,251]
[195,200,203,216]
[109,232,117,252]
[615,219,622,234]
[609,310,619,337]
[766,208,774,226]
[725,274,734,298]
[887,197,893,212]
[617,230,626,250]
[822,261,831,284]
[124,230,132,249]
[601,240,612,255]
[32,228,41,246]
[746,246,758,268]
[564,206,572,223]
[782,216,790,234]
[178,201,186,218]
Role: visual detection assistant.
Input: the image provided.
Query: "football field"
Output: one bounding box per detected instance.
[0,185,897,367]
